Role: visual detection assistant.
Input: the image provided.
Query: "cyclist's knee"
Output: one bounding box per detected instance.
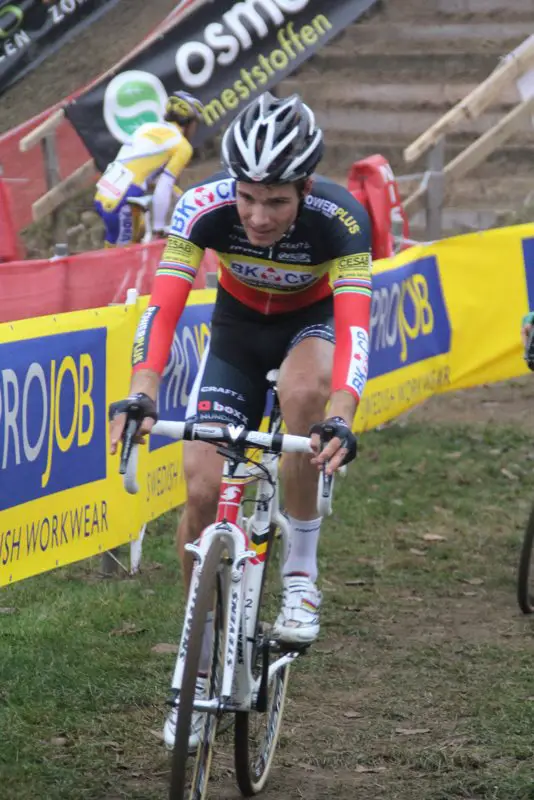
[183,442,222,521]
[280,377,330,435]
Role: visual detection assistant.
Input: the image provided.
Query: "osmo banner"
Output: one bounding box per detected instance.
[0,0,120,96]
[64,0,378,170]
[355,223,534,431]
[0,289,214,587]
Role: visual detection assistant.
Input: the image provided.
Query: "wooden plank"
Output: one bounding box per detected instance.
[403,34,534,163]
[19,109,65,153]
[32,158,97,222]
[444,95,534,182]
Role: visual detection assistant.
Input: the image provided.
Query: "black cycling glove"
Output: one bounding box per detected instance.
[309,416,357,466]
[108,392,158,425]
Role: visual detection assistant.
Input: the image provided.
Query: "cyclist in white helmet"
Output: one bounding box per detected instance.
[94,90,204,246]
[110,91,373,749]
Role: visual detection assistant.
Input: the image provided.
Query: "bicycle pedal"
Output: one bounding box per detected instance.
[271,639,310,655]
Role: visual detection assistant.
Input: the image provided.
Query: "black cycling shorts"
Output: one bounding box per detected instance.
[186,287,335,429]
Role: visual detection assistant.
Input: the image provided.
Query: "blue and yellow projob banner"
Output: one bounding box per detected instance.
[0,290,214,587]
[355,223,534,430]
[2,224,534,585]
[137,291,212,523]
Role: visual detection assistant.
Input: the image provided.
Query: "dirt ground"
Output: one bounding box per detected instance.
[406,376,534,432]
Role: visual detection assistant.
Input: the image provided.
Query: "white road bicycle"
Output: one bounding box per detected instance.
[119,370,339,800]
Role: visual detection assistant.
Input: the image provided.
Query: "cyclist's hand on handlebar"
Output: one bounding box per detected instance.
[309,416,357,475]
[108,393,158,455]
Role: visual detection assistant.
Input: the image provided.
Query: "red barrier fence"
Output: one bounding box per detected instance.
[1,242,218,324]
[0,177,20,262]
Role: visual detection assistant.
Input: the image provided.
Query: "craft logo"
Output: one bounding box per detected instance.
[103,70,168,144]
[0,329,107,511]
[369,255,451,379]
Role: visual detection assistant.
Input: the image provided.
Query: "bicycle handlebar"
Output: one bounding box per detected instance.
[151,421,312,453]
[122,421,312,495]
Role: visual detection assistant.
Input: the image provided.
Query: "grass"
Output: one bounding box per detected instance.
[2,421,534,799]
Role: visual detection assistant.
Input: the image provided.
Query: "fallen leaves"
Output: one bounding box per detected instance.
[409,548,427,557]
[395,727,430,736]
[422,534,447,542]
[501,468,518,481]
[151,642,179,654]
[109,622,147,637]
[355,765,386,773]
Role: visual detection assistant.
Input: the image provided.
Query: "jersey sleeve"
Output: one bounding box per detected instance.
[131,187,206,375]
[328,196,373,401]
[165,137,193,180]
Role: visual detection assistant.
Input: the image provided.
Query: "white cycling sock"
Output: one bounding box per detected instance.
[283,516,322,583]
[199,611,214,676]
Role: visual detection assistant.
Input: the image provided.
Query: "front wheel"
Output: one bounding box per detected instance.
[169,537,227,800]
[234,526,289,796]
[518,502,534,613]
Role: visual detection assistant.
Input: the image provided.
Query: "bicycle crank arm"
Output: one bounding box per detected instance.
[251,650,301,699]
[256,640,270,713]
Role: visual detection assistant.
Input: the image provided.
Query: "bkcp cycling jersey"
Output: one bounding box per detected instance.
[132,173,372,401]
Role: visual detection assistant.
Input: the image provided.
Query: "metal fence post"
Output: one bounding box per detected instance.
[425,136,445,241]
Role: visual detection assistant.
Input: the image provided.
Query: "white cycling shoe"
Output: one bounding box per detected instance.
[273,575,322,645]
[163,676,207,752]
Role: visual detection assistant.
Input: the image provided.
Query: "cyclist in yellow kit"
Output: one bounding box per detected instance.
[94,90,204,246]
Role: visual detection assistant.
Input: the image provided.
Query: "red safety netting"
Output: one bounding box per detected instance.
[1,242,219,324]
[0,177,20,262]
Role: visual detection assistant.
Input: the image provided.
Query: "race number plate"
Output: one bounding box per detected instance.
[96,162,134,201]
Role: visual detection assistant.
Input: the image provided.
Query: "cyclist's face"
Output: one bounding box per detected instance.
[236,182,306,247]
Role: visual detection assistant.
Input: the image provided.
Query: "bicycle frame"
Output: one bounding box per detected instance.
[169,398,298,717]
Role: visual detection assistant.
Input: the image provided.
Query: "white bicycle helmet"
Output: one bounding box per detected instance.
[221,92,324,184]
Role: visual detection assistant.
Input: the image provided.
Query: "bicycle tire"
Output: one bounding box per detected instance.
[234,525,290,796]
[518,502,534,613]
[169,536,228,800]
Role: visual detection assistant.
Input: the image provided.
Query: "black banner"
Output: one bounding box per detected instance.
[65,0,378,172]
[0,0,120,95]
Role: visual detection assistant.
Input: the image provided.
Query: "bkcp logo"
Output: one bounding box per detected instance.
[103,70,168,144]
[193,186,215,207]
[0,330,107,512]
[368,255,451,379]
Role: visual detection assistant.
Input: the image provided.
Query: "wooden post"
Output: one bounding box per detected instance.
[404,34,534,163]
[425,137,445,241]
[32,159,97,222]
[444,95,534,183]
[41,133,65,244]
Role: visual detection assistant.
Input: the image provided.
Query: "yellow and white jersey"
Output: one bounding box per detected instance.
[95,122,193,212]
